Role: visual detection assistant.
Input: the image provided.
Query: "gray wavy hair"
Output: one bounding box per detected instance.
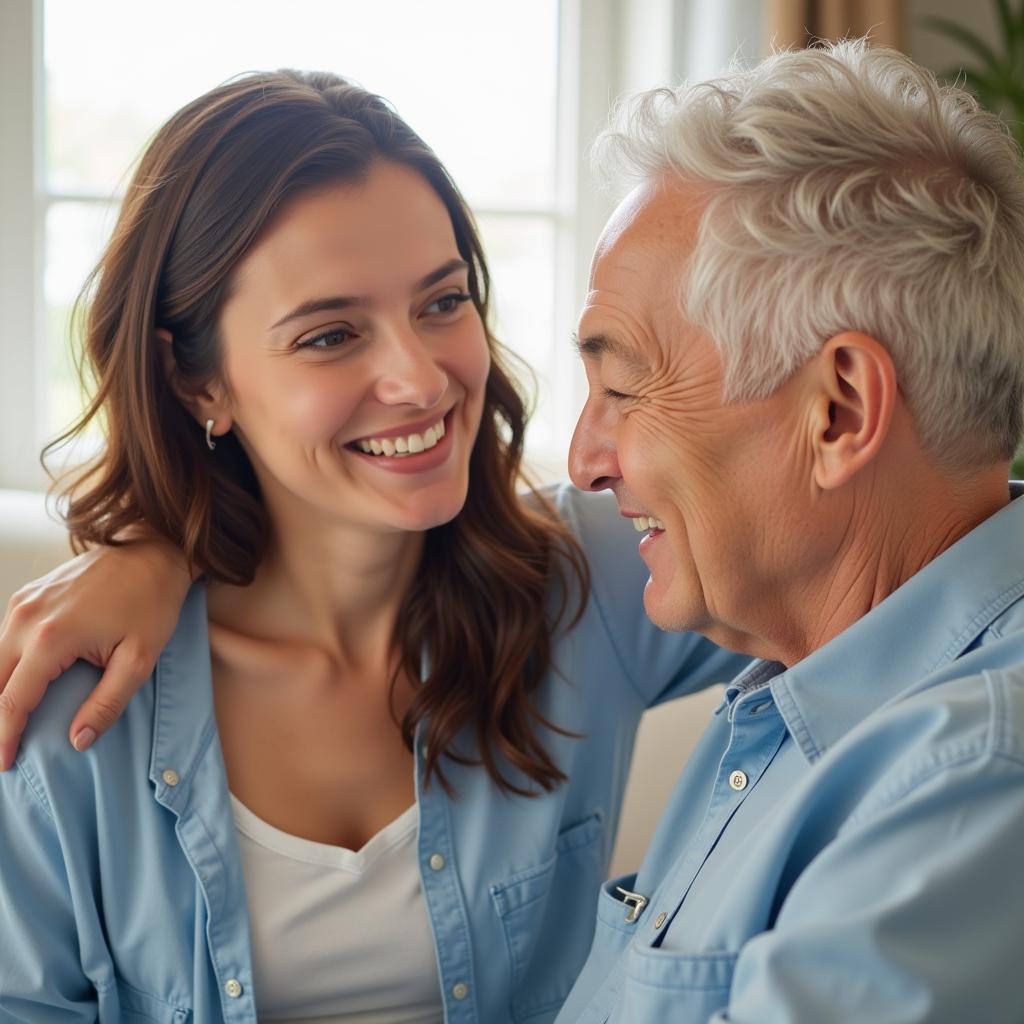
[593,38,1024,469]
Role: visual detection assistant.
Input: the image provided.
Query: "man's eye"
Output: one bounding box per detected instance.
[296,327,354,350]
[425,292,472,315]
[602,386,634,401]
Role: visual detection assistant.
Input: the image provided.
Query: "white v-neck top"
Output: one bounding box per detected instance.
[231,796,443,1023]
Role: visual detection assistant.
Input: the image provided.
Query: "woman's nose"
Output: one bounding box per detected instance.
[375,326,449,410]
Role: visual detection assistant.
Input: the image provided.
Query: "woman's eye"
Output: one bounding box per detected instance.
[424,292,472,316]
[296,326,354,351]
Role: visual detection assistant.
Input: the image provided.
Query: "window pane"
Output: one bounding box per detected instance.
[45,201,117,437]
[43,0,561,442]
[476,214,559,454]
[44,0,558,209]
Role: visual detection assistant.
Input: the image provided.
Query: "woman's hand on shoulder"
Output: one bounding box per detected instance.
[0,538,193,770]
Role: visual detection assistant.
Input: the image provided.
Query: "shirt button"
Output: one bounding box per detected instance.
[162,769,180,787]
[729,770,749,791]
[452,982,469,1000]
[428,853,446,871]
[224,978,243,998]
[654,912,667,929]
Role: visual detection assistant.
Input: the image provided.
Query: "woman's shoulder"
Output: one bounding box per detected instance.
[7,660,155,807]
[5,583,213,812]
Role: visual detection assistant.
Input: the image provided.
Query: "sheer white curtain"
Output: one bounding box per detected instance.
[768,0,905,50]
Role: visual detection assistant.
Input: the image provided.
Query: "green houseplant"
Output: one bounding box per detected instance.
[923,0,1024,147]
[923,0,1024,478]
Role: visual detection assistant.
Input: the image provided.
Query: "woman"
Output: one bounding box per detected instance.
[0,71,743,1022]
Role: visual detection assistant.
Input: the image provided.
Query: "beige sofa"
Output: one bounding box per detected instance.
[0,489,73,606]
[0,488,719,873]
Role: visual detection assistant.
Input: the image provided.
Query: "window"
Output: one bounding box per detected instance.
[43,0,563,470]
[1,0,756,491]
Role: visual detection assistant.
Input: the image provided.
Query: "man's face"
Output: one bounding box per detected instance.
[569,178,815,654]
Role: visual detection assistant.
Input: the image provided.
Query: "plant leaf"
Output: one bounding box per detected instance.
[1011,0,1024,68]
[996,0,1015,47]
[920,15,1003,73]
[953,66,1004,107]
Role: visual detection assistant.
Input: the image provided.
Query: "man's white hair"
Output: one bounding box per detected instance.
[593,38,1024,468]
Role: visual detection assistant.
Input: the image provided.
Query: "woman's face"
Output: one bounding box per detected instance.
[212,160,491,536]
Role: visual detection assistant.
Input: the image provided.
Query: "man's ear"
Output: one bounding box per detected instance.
[808,331,897,491]
[155,328,231,433]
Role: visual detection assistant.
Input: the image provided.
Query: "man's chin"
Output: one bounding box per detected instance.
[642,575,697,634]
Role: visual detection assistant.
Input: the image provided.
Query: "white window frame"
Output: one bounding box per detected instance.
[0,0,46,492]
[0,0,761,493]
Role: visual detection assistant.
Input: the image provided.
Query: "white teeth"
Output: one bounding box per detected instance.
[632,516,666,533]
[354,416,447,458]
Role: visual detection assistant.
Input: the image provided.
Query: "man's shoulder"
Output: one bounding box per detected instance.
[838,660,1024,826]
[977,659,1024,766]
[911,631,1024,761]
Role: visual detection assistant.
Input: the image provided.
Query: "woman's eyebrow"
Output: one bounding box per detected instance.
[414,257,469,292]
[270,258,470,330]
[272,295,361,329]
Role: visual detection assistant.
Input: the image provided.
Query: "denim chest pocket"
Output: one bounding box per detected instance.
[490,811,605,1022]
[614,946,738,1023]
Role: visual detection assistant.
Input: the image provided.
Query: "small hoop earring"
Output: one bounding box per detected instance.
[205,419,217,451]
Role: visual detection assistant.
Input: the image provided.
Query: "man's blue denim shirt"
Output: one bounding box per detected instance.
[557,489,1024,1024]
[0,486,746,1023]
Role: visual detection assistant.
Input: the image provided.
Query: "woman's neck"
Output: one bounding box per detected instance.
[207,514,424,676]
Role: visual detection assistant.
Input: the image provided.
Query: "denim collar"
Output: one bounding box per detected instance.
[148,584,218,809]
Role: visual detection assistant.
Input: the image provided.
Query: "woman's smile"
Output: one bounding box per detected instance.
[345,407,456,475]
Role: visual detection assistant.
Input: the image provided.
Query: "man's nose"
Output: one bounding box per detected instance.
[568,398,621,492]
[375,325,449,409]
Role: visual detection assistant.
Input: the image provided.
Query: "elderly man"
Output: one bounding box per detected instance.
[556,39,1024,1023]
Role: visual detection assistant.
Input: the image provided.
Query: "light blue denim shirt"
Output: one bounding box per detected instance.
[557,489,1024,1024]
[0,485,746,1024]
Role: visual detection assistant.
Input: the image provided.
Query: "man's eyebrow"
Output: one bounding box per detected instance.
[271,258,470,330]
[572,331,651,371]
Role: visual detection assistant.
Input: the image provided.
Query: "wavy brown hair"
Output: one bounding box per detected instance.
[48,70,589,795]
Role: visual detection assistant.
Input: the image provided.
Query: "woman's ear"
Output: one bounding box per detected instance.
[155,328,232,437]
[809,331,897,491]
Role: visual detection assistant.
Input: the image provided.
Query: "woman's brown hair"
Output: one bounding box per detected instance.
[48,70,589,795]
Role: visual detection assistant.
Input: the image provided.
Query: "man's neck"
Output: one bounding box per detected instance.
[714,465,1011,668]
